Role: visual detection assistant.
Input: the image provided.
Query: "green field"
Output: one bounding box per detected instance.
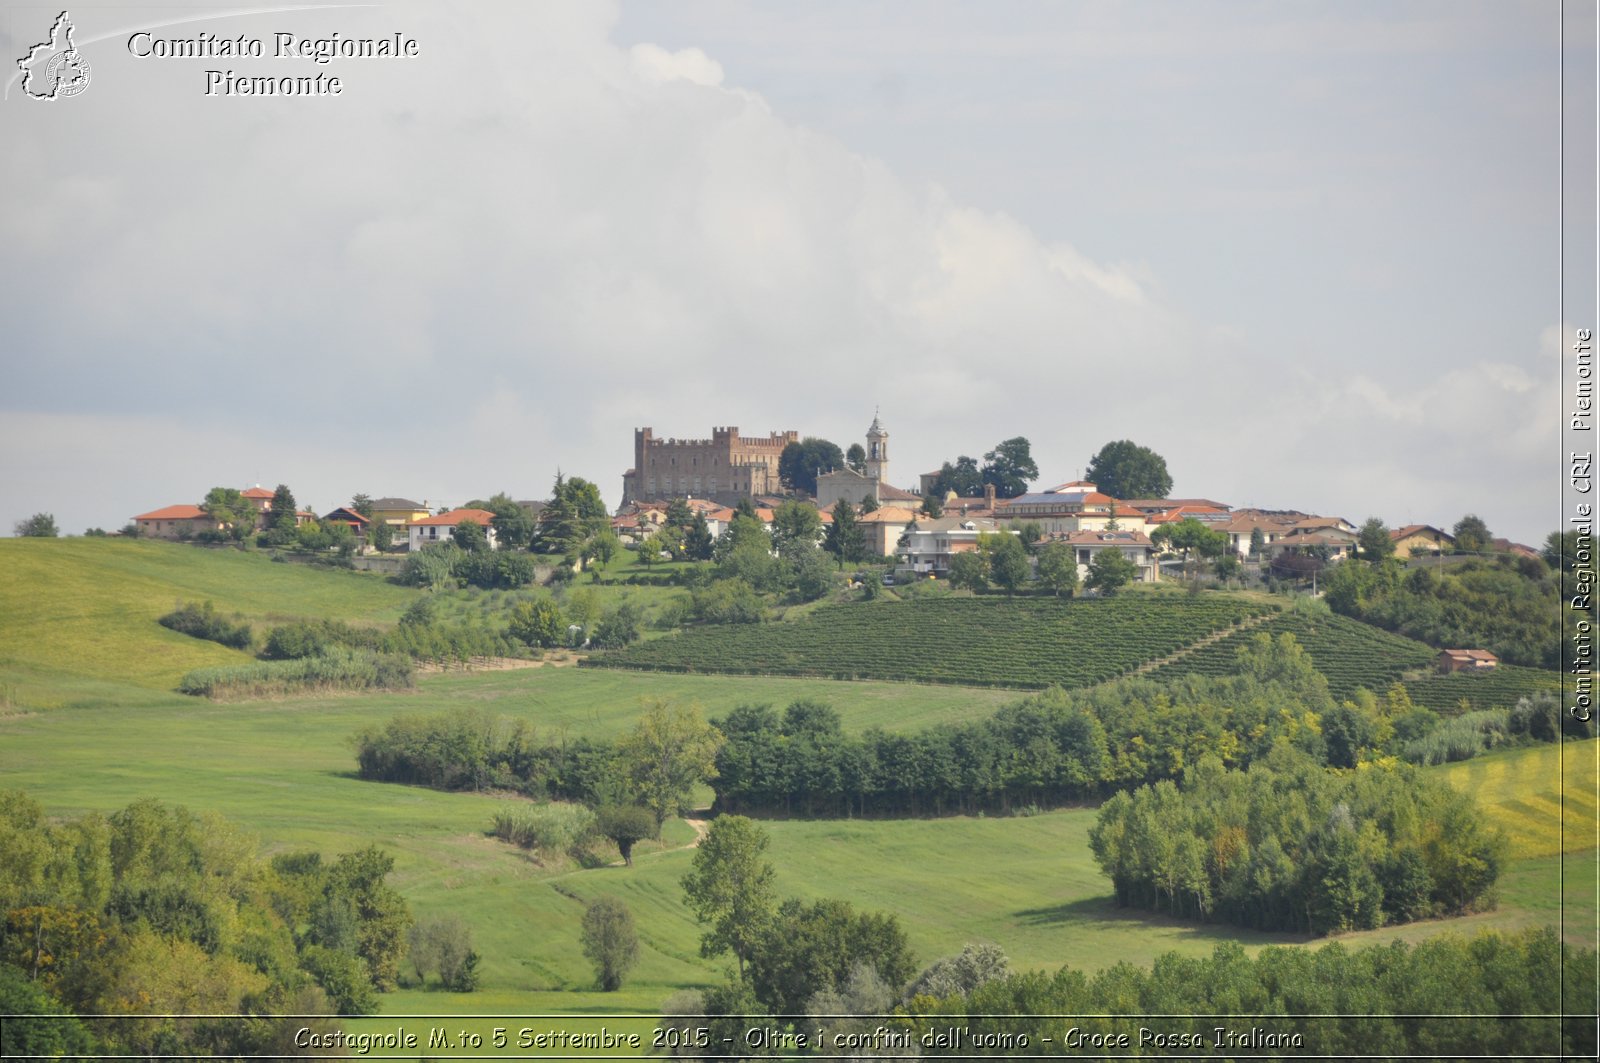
[1,540,1592,1026]
[0,538,420,696]
[586,595,1275,689]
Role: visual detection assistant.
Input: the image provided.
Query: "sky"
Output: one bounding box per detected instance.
[1,0,1592,545]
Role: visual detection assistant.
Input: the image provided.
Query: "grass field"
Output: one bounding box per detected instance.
[1,541,1592,1027]
[1438,741,1599,859]
[0,538,419,694]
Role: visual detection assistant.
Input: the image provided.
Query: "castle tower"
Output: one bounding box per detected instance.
[865,409,888,484]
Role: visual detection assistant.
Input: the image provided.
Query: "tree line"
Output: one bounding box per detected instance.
[0,792,437,1060]
[1088,752,1504,935]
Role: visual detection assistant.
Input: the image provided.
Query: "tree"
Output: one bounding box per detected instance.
[201,488,254,540]
[1036,540,1079,597]
[617,701,725,833]
[1453,514,1491,554]
[268,485,299,535]
[948,550,989,591]
[538,473,608,564]
[823,501,865,564]
[592,602,643,648]
[846,443,867,473]
[982,532,1030,593]
[13,513,58,538]
[1085,440,1173,499]
[858,494,879,515]
[1358,518,1394,562]
[770,500,823,559]
[684,513,715,561]
[665,497,695,529]
[596,805,656,867]
[981,437,1039,499]
[681,815,777,977]
[777,438,846,496]
[1153,517,1226,582]
[452,518,489,553]
[581,896,640,992]
[351,494,374,518]
[508,597,564,648]
[471,492,534,550]
[406,915,476,989]
[1248,526,1266,558]
[1085,549,1138,595]
[931,456,982,498]
[920,493,944,518]
[368,518,394,552]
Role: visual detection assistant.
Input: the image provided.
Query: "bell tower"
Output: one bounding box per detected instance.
[865,408,888,484]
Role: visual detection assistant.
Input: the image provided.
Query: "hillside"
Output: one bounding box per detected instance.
[0,538,418,697]
[1148,608,1564,709]
[586,591,1564,709]
[584,594,1276,689]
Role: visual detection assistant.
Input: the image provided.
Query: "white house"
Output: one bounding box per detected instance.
[407,508,500,552]
[899,516,1007,575]
[1049,529,1160,583]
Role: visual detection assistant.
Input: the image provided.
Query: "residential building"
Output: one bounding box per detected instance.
[858,505,921,559]
[407,508,499,551]
[997,481,1148,535]
[369,497,431,533]
[1438,648,1499,673]
[1047,529,1160,584]
[323,507,370,542]
[1391,524,1455,559]
[898,516,1006,576]
[131,505,225,540]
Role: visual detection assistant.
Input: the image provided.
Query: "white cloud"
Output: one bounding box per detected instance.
[0,1,1560,545]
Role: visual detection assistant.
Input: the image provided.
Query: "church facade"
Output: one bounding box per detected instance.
[816,414,921,511]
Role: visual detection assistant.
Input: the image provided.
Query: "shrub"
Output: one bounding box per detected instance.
[490,801,596,857]
[177,648,414,698]
[158,601,253,650]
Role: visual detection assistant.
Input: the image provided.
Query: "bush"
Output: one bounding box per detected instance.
[158,601,253,649]
[490,801,596,857]
[177,648,414,698]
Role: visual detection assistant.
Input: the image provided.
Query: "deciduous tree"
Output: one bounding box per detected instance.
[13,513,59,538]
[1085,441,1173,500]
[778,438,846,496]
[1085,549,1138,595]
[580,896,640,991]
[1036,540,1079,597]
[681,815,776,977]
[981,437,1039,499]
[1358,518,1394,562]
[618,701,725,832]
[1452,514,1491,554]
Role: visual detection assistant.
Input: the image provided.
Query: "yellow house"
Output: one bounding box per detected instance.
[1392,524,1455,559]
[368,497,431,530]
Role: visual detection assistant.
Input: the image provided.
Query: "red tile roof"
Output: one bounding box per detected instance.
[241,486,274,499]
[135,505,209,521]
[411,508,497,527]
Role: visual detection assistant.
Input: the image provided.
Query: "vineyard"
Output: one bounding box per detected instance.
[583,596,1273,689]
[1402,663,1564,715]
[1148,610,1564,710]
[1146,610,1435,697]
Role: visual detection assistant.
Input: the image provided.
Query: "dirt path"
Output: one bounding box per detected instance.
[682,815,710,849]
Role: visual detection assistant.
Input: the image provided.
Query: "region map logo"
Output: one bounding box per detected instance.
[17,10,92,100]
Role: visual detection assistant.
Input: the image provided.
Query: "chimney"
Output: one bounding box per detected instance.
[984,483,996,508]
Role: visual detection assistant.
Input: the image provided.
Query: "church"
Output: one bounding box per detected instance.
[815,413,923,510]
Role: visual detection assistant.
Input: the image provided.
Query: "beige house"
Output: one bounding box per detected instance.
[1392,524,1455,559]
[132,505,225,540]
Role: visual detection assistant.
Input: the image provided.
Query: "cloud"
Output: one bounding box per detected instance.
[0,0,1558,545]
